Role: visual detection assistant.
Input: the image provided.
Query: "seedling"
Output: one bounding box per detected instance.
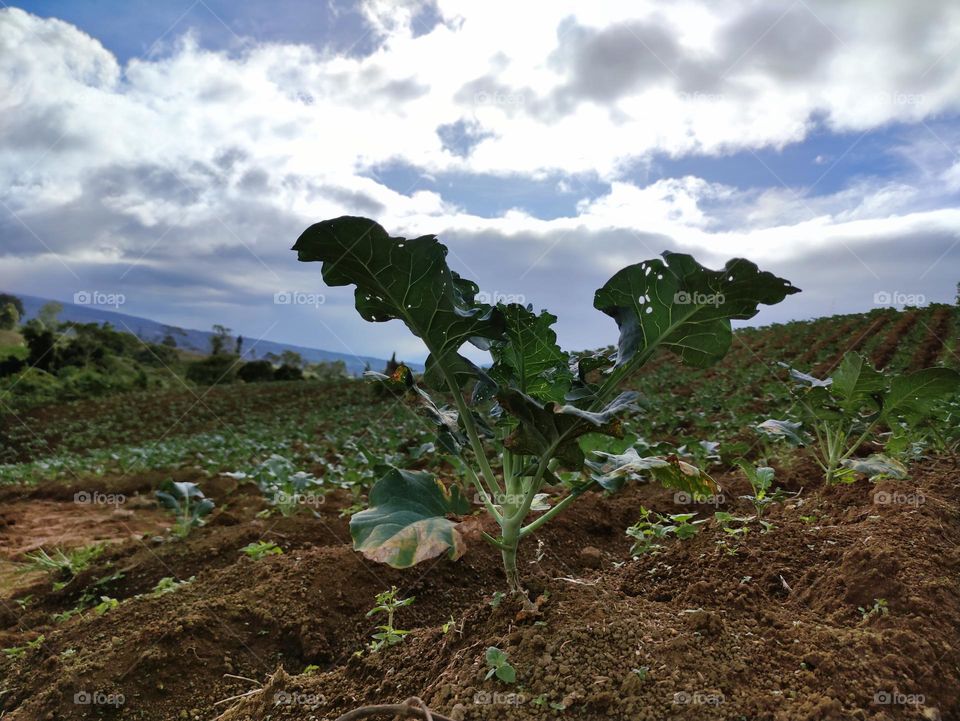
[489,591,506,608]
[761,352,959,483]
[93,596,119,615]
[2,635,44,659]
[484,646,516,684]
[626,506,705,555]
[366,586,415,653]
[736,460,787,519]
[293,216,798,602]
[859,598,889,621]
[149,576,194,597]
[228,454,325,516]
[18,544,104,583]
[155,480,215,538]
[240,540,283,560]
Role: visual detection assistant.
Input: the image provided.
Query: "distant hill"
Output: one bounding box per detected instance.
[13,294,418,375]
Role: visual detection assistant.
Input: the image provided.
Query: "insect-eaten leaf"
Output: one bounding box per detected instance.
[294,216,504,387]
[594,252,799,373]
[350,465,471,568]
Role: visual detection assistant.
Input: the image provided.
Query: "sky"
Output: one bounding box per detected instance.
[1,0,959,363]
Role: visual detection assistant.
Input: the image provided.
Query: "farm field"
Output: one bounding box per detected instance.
[1,303,958,720]
[5,3,960,720]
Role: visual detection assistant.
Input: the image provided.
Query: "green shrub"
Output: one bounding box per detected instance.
[273,363,303,381]
[238,359,275,383]
[186,355,239,385]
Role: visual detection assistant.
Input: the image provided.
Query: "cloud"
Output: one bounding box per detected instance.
[0,3,958,361]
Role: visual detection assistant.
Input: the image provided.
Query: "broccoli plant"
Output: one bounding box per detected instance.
[293,216,798,602]
[736,460,786,519]
[366,586,415,652]
[760,352,960,483]
[156,480,214,538]
[626,506,705,555]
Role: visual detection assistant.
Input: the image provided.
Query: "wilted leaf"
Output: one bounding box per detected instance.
[350,466,471,568]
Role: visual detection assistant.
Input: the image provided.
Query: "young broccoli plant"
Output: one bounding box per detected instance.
[736,460,786,520]
[760,352,960,483]
[626,506,705,556]
[366,586,415,653]
[293,216,799,602]
[156,481,214,538]
[484,646,517,684]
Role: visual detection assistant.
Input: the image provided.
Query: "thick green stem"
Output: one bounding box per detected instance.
[499,521,524,595]
[438,365,502,497]
[520,483,592,537]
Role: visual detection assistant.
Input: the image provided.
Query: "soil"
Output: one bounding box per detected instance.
[1,456,959,721]
[872,312,920,371]
[909,307,953,371]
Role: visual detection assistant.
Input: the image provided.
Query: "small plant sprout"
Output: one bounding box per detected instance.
[366,586,415,653]
[760,352,959,483]
[93,596,119,615]
[859,598,889,621]
[18,543,104,583]
[149,576,194,597]
[2,635,45,659]
[484,646,516,684]
[240,540,283,560]
[155,480,215,538]
[294,216,799,604]
[736,460,787,519]
[626,506,705,556]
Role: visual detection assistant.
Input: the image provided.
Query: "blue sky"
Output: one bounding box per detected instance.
[1,1,958,363]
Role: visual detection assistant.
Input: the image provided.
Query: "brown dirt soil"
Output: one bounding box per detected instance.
[872,311,920,371]
[2,457,959,721]
[908,306,953,371]
[813,312,893,378]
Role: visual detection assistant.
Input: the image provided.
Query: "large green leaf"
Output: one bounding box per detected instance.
[882,368,960,423]
[594,252,799,376]
[830,353,886,408]
[350,466,471,568]
[293,216,504,384]
[489,304,572,404]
